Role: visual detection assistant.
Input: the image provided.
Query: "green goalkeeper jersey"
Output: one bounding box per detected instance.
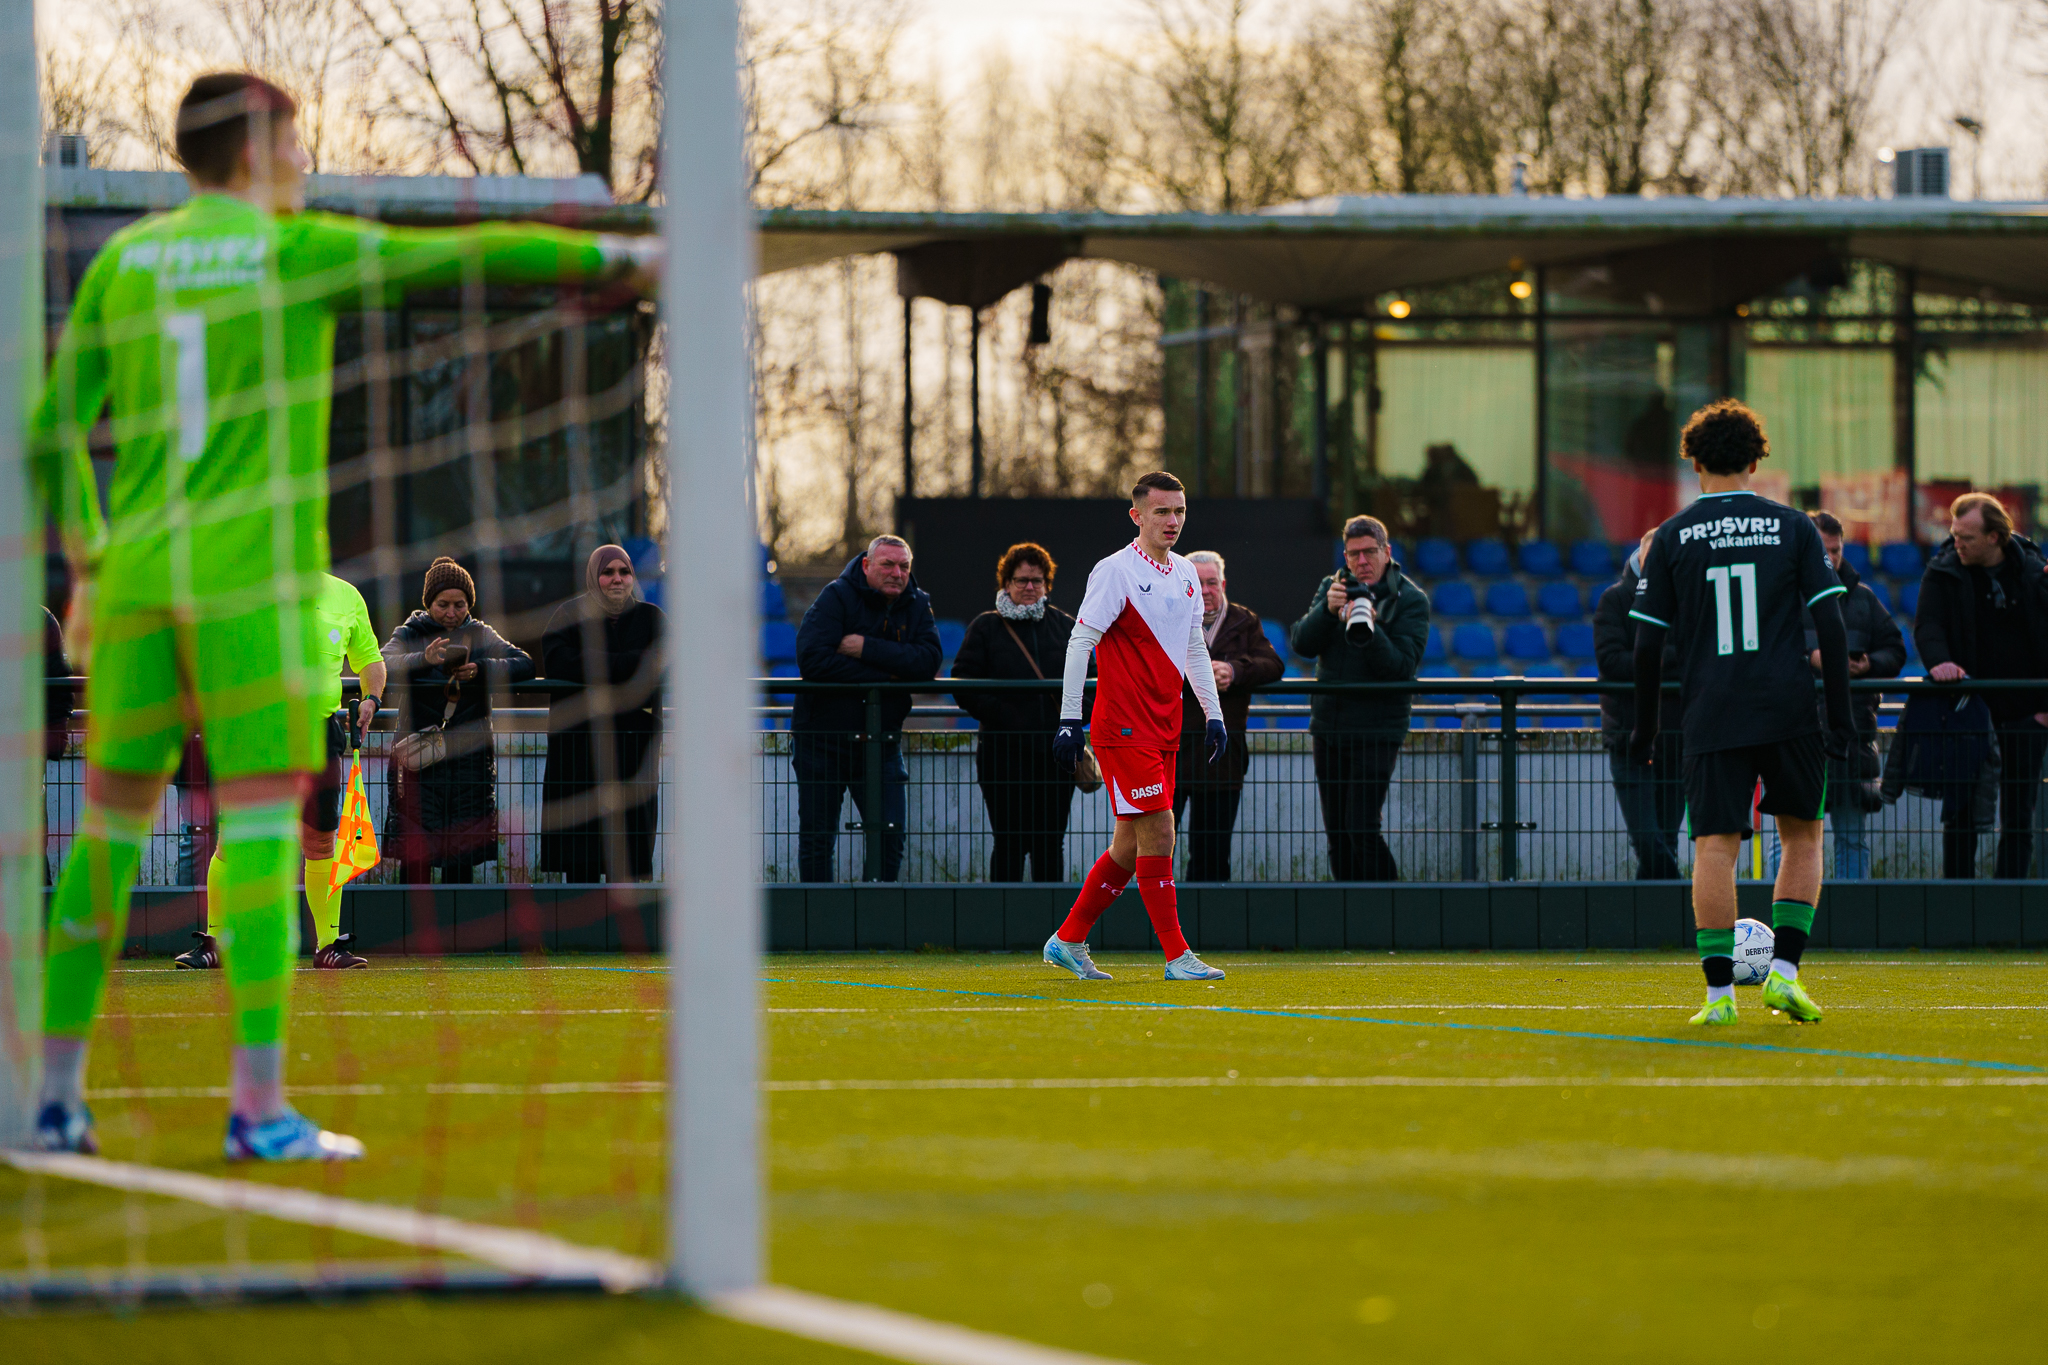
[31,192,622,614]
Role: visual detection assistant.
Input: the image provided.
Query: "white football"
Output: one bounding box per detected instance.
[1731,918,1776,986]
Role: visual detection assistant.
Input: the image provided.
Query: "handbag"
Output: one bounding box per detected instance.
[390,683,459,774]
[1003,619,1102,794]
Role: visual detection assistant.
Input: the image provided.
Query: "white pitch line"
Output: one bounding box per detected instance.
[0,1150,659,1291]
[712,1284,1136,1365]
[763,1074,2048,1091]
[5,1153,1140,1365]
[103,1008,668,1020]
[86,1081,665,1100]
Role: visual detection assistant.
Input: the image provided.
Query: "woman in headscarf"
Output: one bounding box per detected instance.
[382,558,534,884]
[539,545,666,882]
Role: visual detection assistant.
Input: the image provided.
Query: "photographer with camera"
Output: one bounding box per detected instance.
[1291,515,1431,881]
[382,558,534,885]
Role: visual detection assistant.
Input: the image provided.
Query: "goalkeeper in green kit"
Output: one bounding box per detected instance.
[30,73,659,1160]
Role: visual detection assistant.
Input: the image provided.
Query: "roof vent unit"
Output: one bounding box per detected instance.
[45,132,90,169]
[1893,147,1949,198]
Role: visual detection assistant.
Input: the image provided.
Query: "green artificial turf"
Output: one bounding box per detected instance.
[5,950,2047,1363]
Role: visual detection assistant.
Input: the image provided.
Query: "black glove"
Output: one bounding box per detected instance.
[1822,725,1854,763]
[1052,721,1083,773]
[1204,718,1227,765]
[1628,726,1657,767]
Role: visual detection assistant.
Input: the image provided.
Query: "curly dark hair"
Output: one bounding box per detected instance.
[1679,399,1770,476]
[995,542,1056,591]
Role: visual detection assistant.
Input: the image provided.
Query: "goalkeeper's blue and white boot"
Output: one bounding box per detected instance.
[1164,949,1225,981]
[30,1101,98,1155]
[1044,933,1112,980]
[225,1109,366,1163]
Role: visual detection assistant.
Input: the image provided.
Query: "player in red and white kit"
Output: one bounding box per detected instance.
[1047,471,1228,982]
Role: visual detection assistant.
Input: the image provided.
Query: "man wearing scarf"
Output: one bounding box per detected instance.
[540,545,667,883]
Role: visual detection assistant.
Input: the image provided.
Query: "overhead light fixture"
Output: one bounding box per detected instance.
[1876,147,1896,164]
[1509,279,1534,300]
[1388,299,1411,319]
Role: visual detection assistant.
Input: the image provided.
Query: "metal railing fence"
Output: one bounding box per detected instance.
[38,677,2048,885]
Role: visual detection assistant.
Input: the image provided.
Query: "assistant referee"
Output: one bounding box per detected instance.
[179,573,386,971]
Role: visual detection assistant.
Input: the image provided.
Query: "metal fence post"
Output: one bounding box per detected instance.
[1460,716,1480,882]
[862,686,884,881]
[1498,684,1519,882]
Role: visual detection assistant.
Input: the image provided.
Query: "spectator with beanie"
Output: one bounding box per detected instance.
[791,534,941,881]
[951,543,1085,882]
[1916,492,2048,878]
[383,557,533,884]
[1291,515,1430,881]
[1173,551,1282,881]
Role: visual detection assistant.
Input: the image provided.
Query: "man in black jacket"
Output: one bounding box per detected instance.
[1914,493,2048,879]
[792,535,942,881]
[1595,532,1684,879]
[1174,551,1285,881]
[1291,515,1430,881]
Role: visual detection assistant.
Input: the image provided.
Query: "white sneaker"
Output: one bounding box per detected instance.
[1164,950,1225,981]
[1044,933,1112,980]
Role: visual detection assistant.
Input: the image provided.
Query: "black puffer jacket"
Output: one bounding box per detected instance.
[950,605,1084,732]
[1915,532,2048,723]
[793,554,942,736]
[1594,562,1681,742]
[1803,562,1904,748]
[1290,563,1430,739]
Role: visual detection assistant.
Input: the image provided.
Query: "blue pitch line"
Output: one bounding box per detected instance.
[780,977,2045,1075]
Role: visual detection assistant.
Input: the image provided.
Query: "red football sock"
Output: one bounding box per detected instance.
[1056,849,1134,942]
[1135,855,1189,959]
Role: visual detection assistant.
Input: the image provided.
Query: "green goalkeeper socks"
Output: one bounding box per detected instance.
[215,801,301,1049]
[44,804,150,1038]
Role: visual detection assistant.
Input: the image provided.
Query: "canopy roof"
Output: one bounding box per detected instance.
[759,195,2048,310]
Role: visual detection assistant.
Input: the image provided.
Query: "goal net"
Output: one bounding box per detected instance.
[0,1,757,1303]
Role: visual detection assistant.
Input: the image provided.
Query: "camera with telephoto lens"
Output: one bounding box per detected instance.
[1341,572,1378,644]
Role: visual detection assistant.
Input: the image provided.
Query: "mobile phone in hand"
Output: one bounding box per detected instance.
[442,644,471,670]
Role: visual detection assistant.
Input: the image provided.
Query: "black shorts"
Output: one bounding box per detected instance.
[1683,733,1827,839]
[302,711,349,835]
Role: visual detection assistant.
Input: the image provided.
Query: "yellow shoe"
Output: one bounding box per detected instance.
[1762,969,1823,1023]
[1689,994,1738,1026]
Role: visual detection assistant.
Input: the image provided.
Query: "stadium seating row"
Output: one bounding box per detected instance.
[1391,535,1931,583]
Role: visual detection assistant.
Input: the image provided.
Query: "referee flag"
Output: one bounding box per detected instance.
[330,755,380,890]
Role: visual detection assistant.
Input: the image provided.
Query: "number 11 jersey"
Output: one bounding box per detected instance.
[1630,489,1844,754]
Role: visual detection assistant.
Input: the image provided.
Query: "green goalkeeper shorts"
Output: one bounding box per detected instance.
[84,594,328,782]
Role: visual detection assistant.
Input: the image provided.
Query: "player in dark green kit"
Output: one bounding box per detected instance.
[29,73,657,1158]
[1628,401,1854,1025]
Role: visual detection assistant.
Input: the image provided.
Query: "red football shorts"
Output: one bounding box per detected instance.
[1094,745,1176,819]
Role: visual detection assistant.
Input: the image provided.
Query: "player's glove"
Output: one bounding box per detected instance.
[1204,718,1228,766]
[1052,721,1083,773]
[1627,726,1658,767]
[1822,725,1855,763]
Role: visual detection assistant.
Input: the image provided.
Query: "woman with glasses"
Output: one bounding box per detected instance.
[950,543,1089,882]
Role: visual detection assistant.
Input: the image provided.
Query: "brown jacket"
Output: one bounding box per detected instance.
[1180,601,1286,733]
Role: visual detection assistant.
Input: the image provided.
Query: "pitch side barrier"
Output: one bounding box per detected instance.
[38,678,2048,955]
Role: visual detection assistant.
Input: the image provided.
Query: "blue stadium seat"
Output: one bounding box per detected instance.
[1466,538,1512,576]
[762,661,800,729]
[1556,621,1596,661]
[761,620,798,664]
[1415,537,1460,578]
[1898,580,1920,618]
[1452,623,1499,663]
[1432,581,1479,617]
[760,579,787,620]
[1879,541,1924,579]
[1522,662,1580,728]
[1484,581,1532,618]
[1503,622,1549,662]
[1536,581,1583,619]
[1386,541,1408,569]
[936,619,967,659]
[1863,579,1893,613]
[1518,540,1564,577]
[1423,624,1446,661]
[1261,618,1289,658]
[1841,542,1873,578]
[1587,581,1617,615]
[1901,631,1918,660]
[1569,539,1616,577]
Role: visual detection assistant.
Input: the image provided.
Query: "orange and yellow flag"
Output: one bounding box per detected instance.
[330,754,380,890]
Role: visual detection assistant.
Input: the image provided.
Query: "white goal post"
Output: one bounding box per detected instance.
[0,0,45,1152]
